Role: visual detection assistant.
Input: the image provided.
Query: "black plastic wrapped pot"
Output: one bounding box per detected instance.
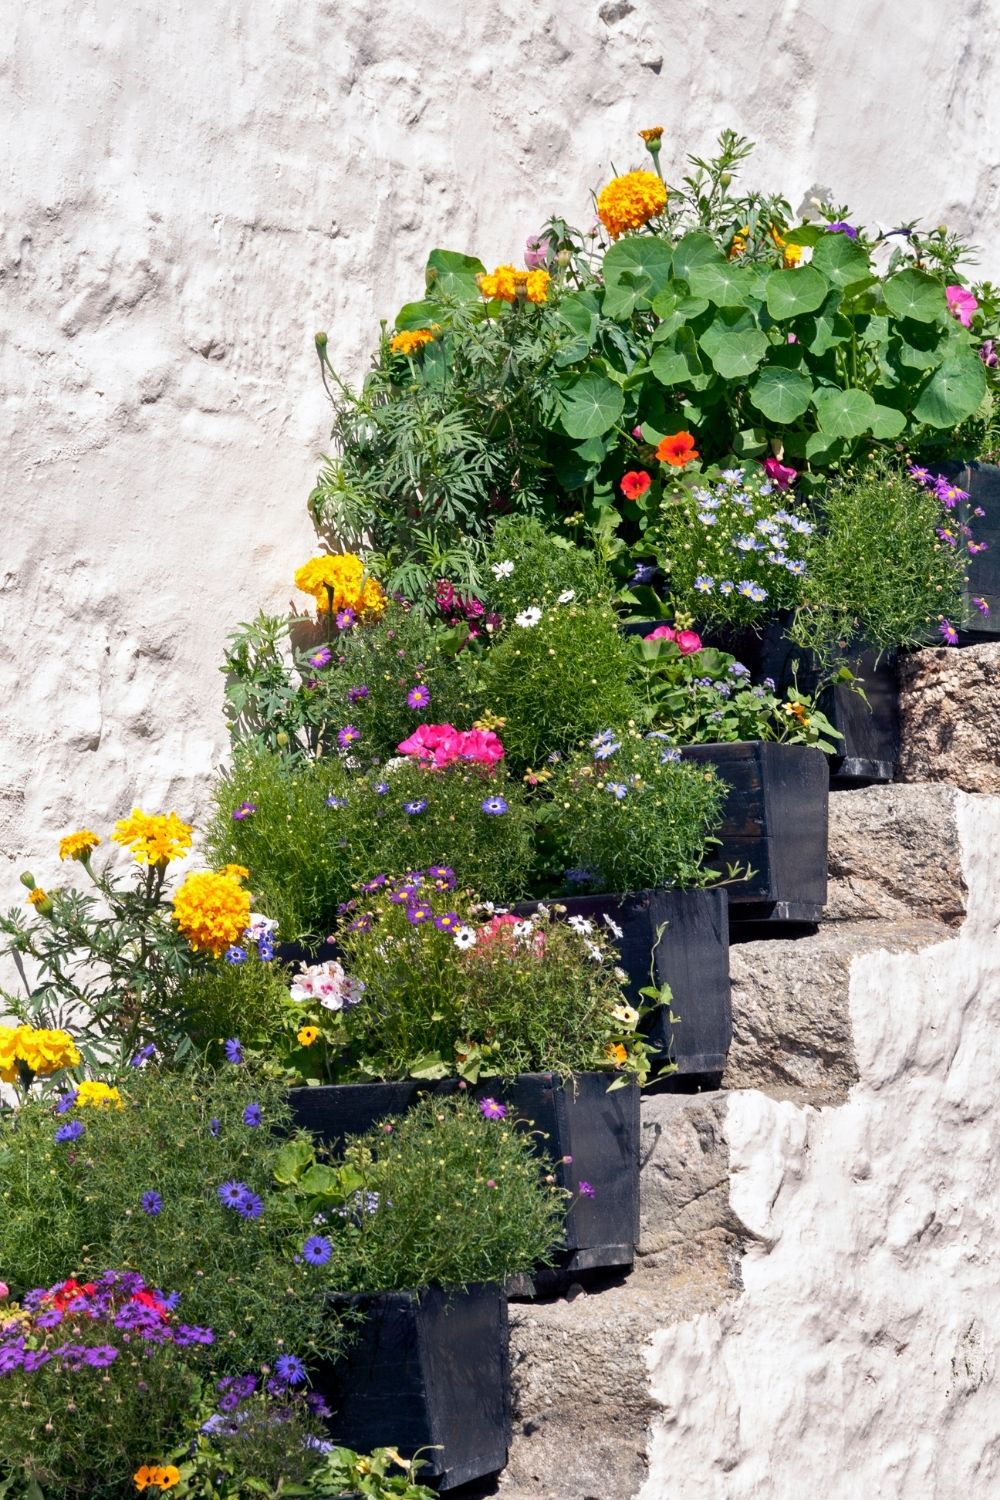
[514,889,731,1082]
[678,741,828,927]
[288,1072,640,1274]
[314,1284,510,1491]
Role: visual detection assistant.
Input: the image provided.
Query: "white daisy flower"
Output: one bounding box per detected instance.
[611,1003,640,1029]
[515,607,542,628]
[453,926,477,950]
[586,942,604,963]
[558,589,576,604]
[513,919,534,941]
[567,915,594,936]
[602,913,624,940]
[492,560,515,578]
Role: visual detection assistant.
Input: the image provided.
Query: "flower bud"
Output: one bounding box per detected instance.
[314,331,328,352]
[719,172,732,188]
[556,248,572,268]
[19,871,35,889]
[276,731,289,748]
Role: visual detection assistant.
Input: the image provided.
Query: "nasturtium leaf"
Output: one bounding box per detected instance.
[672,231,725,282]
[810,233,872,288]
[602,238,673,317]
[913,351,988,428]
[558,372,625,438]
[882,268,948,324]
[706,329,769,379]
[891,329,943,372]
[733,427,769,456]
[393,299,442,331]
[574,433,612,462]
[687,260,760,308]
[805,430,846,463]
[868,403,907,438]
[425,248,486,300]
[698,306,757,358]
[749,365,815,423]
[650,327,704,386]
[558,292,600,343]
[812,387,878,438]
[782,224,825,247]
[765,266,830,320]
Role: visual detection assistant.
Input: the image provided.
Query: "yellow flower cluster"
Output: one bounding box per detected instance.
[728,224,750,260]
[769,225,804,268]
[478,265,550,304]
[171,869,251,958]
[0,1025,80,1083]
[75,1080,124,1109]
[59,829,101,862]
[389,328,435,356]
[134,1466,181,1493]
[596,170,667,239]
[294,553,387,619]
[112,810,193,867]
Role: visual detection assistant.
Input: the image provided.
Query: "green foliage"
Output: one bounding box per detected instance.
[283,1094,566,1291]
[477,600,641,773]
[310,1446,438,1499]
[209,750,534,940]
[543,732,727,893]
[485,515,612,617]
[631,638,843,752]
[0,1068,338,1371]
[634,465,811,625]
[175,950,290,1053]
[787,455,969,663]
[332,879,646,1082]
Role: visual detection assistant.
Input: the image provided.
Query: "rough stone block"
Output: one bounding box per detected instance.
[826,783,967,926]
[897,643,1000,792]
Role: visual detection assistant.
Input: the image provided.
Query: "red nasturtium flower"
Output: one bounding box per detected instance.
[656,431,700,467]
[620,470,652,501]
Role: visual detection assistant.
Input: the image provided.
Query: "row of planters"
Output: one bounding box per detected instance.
[6,124,1000,1494]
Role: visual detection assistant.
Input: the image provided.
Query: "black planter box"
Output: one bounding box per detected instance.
[514,889,731,1081]
[678,741,828,926]
[773,644,900,786]
[275,938,340,969]
[288,1072,640,1274]
[938,460,1000,640]
[314,1284,509,1491]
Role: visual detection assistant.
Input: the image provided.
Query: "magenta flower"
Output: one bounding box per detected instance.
[946,285,978,328]
[335,607,356,630]
[479,1098,507,1120]
[826,222,858,239]
[338,725,360,749]
[347,684,369,702]
[939,619,959,645]
[309,646,333,668]
[763,456,798,489]
[980,340,998,368]
[232,802,257,822]
[973,596,991,617]
[578,1180,596,1199]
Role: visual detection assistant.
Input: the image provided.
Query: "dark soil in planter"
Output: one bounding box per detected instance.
[678,741,829,927]
[514,888,731,1083]
[288,1072,640,1275]
[314,1284,510,1491]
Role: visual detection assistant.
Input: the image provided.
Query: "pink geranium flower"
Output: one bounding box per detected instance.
[397,723,504,770]
[946,285,978,328]
[645,624,676,642]
[676,630,703,655]
[763,456,798,489]
[524,234,551,269]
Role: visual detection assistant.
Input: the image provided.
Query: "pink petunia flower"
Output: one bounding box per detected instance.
[645,625,676,642]
[946,285,978,328]
[763,456,798,489]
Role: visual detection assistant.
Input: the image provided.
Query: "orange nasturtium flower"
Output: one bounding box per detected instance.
[655,432,700,468]
[605,1042,629,1066]
[620,470,652,501]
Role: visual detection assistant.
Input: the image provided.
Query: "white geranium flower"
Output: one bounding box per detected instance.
[602,913,624,940]
[453,926,477,950]
[245,912,278,941]
[567,915,594,936]
[515,607,542,628]
[557,589,575,604]
[492,560,515,578]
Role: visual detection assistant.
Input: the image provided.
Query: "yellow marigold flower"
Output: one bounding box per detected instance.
[596,170,667,239]
[75,1080,123,1109]
[59,829,101,862]
[605,1041,629,1066]
[1,1024,81,1080]
[477,272,499,299]
[728,225,750,260]
[0,1026,26,1082]
[26,888,50,909]
[294,554,387,620]
[479,264,521,303]
[217,864,250,882]
[112,810,193,868]
[639,126,664,144]
[525,269,551,304]
[172,870,252,958]
[389,328,434,356]
[297,1025,320,1046]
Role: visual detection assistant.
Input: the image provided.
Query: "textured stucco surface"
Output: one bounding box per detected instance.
[642,792,1000,1499]
[4,0,1000,901]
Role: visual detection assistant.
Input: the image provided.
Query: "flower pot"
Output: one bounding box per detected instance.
[678,741,829,926]
[314,1284,510,1491]
[288,1072,640,1274]
[939,460,1000,639]
[773,643,900,786]
[514,889,731,1082]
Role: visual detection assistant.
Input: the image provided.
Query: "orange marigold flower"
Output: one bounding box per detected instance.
[596,170,667,240]
[389,328,434,356]
[638,126,664,143]
[656,432,700,468]
[217,864,250,882]
[525,269,550,304]
[620,470,652,501]
[172,870,251,959]
[728,225,750,260]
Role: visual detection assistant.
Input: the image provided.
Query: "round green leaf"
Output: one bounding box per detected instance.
[882,269,948,324]
[913,351,987,428]
[672,232,725,283]
[765,266,830,321]
[650,327,704,386]
[602,238,673,317]
[812,387,878,438]
[425,248,486,300]
[810,233,872,288]
[748,365,815,423]
[687,261,760,308]
[707,329,769,379]
[868,403,907,439]
[393,299,441,331]
[559,372,625,439]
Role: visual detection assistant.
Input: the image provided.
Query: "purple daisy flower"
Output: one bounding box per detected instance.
[141,1191,163,1216]
[406,684,431,710]
[275,1353,307,1385]
[338,725,360,749]
[361,874,387,892]
[578,1180,596,1199]
[939,619,959,645]
[479,1097,507,1120]
[243,1103,262,1128]
[347,684,369,702]
[209,1118,221,1138]
[973,596,991,617]
[326,794,348,809]
[335,607,356,630]
[481,796,508,815]
[403,799,428,815]
[83,1345,118,1368]
[54,1120,85,1144]
[309,645,333,668]
[373,781,390,795]
[236,1191,264,1220]
[218,1180,250,1210]
[406,903,433,925]
[302,1235,333,1266]
[55,1091,79,1114]
[232,802,257,822]
[225,946,247,965]
[224,1038,244,1065]
[434,912,460,932]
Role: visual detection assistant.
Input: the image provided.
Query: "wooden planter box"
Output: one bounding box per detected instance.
[515,889,731,1082]
[288,1072,640,1274]
[314,1284,509,1491]
[939,460,1000,639]
[678,741,829,926]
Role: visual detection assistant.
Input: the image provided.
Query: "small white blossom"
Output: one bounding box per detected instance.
[557,589,576,604]
[512,919,535,942]
[567,915,594,936]
[602,913,624,940]
[613,966,629,983]
[453,926,477,950]
[611,1002,640,1029]
[586,942,604,963]
[492,560,515,578]
[515,607,542,628]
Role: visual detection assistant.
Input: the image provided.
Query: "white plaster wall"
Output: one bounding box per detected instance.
[3,0,1000,899]
[642,792,1000,1499]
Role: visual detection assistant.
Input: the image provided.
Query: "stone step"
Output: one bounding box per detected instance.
[825,782,966,928]
[897,641,1000,793]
